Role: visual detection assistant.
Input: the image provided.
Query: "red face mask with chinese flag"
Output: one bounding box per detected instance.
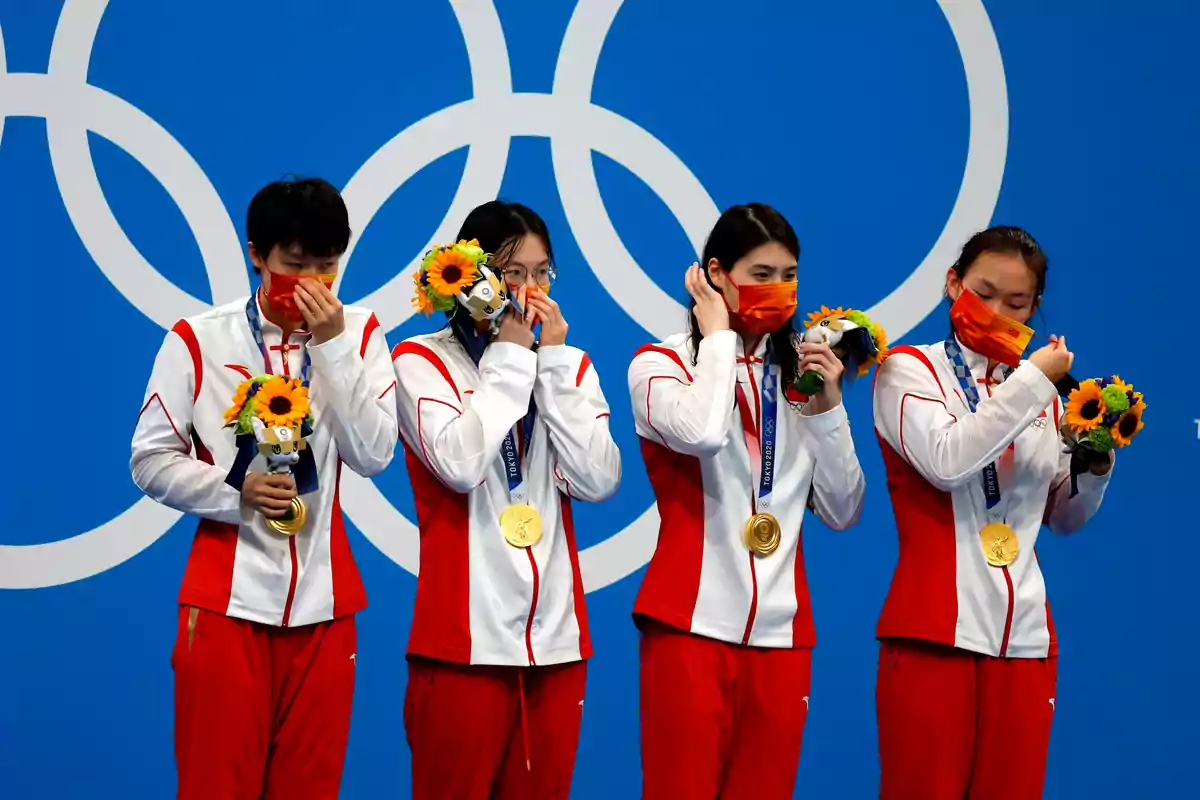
[949,287,1034,367]
[263,271,337,323]
[727,278,798,336]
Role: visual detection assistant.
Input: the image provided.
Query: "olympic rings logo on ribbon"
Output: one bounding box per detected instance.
[0,0,1009,590]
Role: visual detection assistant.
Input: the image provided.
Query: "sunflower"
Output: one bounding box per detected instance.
[862,323,890,375]
[1110,397,1145,447]
[255,377,310,428]
[224,379,254,425]
[1063,381,1107,433]
[411,270,435,316]
[804,305,848,330]
[425,247,478,297]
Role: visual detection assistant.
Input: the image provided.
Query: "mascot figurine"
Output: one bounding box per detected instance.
[251,417,309,534]
[795,306,889,397]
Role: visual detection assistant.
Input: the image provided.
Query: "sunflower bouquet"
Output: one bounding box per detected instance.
[224,376,315,533]
[411,238,491,316]
[1061,375,1146,452]
[795,306,889,396]
[224,376,312,436]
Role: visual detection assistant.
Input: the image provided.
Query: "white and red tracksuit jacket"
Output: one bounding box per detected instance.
[628,330,866,648]
[872,338,1112,658]
[392,329,622,667]
[130,295,398,627]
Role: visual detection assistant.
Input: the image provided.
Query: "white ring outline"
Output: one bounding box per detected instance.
[0,0,1007,591]
[0,0,246,589]
[341,0,1009,592]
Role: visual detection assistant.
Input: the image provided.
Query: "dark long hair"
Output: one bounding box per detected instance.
[446,200,555,360]
[688,203,802,393]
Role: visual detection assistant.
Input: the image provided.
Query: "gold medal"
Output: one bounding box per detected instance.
[744,512,782,556]
[500,504,543,548]
[267,497,307,536]
[980,522,1018,567]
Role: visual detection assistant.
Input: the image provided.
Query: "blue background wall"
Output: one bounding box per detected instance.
[0,1,1193,797]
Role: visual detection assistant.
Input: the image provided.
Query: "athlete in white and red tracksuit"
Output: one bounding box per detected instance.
[872,226,1114,799]
[629,204,866,799]
[394,201,622,799]
[130,178,397,799]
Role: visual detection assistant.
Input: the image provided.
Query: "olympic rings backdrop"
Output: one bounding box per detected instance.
[0,1,1193,797]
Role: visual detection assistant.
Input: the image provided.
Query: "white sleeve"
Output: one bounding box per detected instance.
[628,331,738,457]
[394,340,537,493]
[1044,397,1113,534]
[307,315,398,478]
[130,325,244,524]
[796,403,866,531]
[873,350,1059,491]
[534,346,622,503]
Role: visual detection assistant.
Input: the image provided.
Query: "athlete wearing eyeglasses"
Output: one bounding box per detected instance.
[392,200,622,799]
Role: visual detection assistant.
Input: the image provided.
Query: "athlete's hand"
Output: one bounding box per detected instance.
[496,286,535,349]
[1029,335,1074,383]
[524,289,568,346]
[295,279,345,344]
[798,342,845,414]
[1090,450,1115,476]
[686,262,730,337]
[242,472,297,518]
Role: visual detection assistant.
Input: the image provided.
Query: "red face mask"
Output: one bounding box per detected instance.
[262,271,337,323]
[949,287,1034,367]
[727,278,798,336]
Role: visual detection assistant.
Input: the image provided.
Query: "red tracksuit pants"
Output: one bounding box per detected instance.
[639,620,814,800]
[171,605,357,800]
[404,656,588,800]
[876,638,1058,800]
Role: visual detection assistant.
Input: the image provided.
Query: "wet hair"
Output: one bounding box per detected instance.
[688,202,802,395]
[246,176,351,269]
[952,225,1048,299]
[447,200,555,360]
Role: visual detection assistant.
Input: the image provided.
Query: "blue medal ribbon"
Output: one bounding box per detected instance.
[500,404,537,505]
[944,337,1011,521]
[758,349,779,512]
[735,345,780,513]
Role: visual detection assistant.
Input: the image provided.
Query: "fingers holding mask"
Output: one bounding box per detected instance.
[524,289,568,346]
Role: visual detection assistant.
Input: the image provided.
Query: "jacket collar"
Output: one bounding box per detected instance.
[734,332,770,363]
[952,334,1008,385]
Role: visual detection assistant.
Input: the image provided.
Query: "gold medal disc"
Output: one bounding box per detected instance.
[980,522,1019,567]
[267,497,307,536]
[500,504,543,548]
[744,512,782,556]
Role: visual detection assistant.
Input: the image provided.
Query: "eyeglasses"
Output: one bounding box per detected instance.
[500,265,556,287]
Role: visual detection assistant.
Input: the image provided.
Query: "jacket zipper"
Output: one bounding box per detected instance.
[524,550,541,665]
[998,567,1015,656]
[516,421,540,665]
[982,376,1017,657]
[278,331,299,627]
[281,539,299,627]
